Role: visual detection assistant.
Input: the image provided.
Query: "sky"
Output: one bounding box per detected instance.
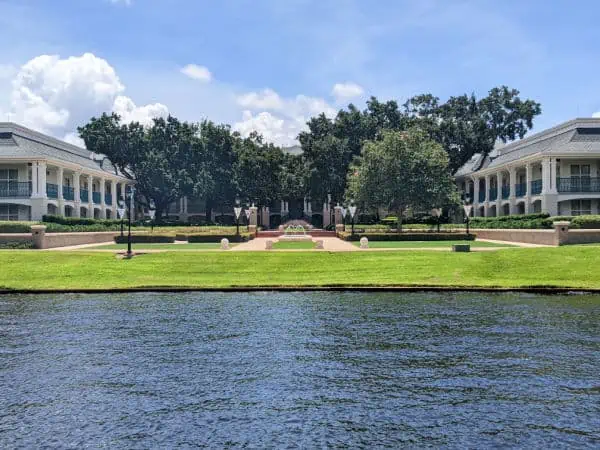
[2,0,600,148]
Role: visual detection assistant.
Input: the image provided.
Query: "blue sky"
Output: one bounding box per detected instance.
[2,0,600,146]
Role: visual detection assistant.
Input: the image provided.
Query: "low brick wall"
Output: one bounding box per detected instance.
[43,232,122,249]
[564,229,600,245]
[0,233,34,245]
[472,229,558,246]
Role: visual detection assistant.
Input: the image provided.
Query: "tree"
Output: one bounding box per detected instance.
[78,113,200,220]
[347,129,458,231]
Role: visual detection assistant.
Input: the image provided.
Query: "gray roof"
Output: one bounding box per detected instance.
[0,122,126,179]
[283,145,302,155]
[455,118,600,177]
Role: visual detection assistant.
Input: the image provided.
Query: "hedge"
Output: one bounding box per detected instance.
[185,233,253,243]
[0,221,32,233]
[469,213,553,229]
[569,215,600,229]
[338,232,476,242]
[0,240,34,249]
[43,215,123,227]
[114,234,175,244]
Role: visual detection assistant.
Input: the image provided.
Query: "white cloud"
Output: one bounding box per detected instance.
[233,89,336,146]
[109,0,132,5]
[113,95,168,126]
[236,88,283,110]
[7,53,169,143]
[593,112,600,118]
[181,64,212,83]
[331,82,364,101]
[63,132,86,148]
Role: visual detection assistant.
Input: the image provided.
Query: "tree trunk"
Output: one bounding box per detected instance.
[205,198,213,225]
[397,209,403,233]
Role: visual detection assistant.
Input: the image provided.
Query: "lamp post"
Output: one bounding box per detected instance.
[148,200,156,233]
[462,194,473,236]
[117,199,126,237]
[431,208,442,233]
[348,201,357,236]
[126,187,136,257]
[234,197,242,236]
[341,206,347,230]
[244,208,251,231]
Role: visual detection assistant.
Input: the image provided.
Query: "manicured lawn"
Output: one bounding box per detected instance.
[1,246,600,290]
[272,241,316,249]
[92,243,233,250]
[351,240,517,248]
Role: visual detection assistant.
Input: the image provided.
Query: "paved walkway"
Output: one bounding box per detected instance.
[232,237,358,252]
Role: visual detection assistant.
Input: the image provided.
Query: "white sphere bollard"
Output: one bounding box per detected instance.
[220,238,230,250]
[266,240,273,250]
[360,237,369,249]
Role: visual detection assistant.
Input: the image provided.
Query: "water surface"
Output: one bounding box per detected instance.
[1,292,599,447]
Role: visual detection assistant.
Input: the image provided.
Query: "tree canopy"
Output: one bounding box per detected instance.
[347,129,459,230]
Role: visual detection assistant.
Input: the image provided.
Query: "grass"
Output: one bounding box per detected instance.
[1,246,600,290]
[91,243,233,250]
[272,241,316,250]
[352,240,517,248]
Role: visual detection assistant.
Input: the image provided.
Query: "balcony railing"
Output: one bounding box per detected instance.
[557,177,600,193]
[92,191,101,204]
[515,182,527,197]
[0,182,31,198]
[63,186,74,201]
[105,193,112,205]
[501,186,510,200]
[478,191,485,203]
[531,179,542,195]
[489,188,498,201]
[80,189,89,202]
[47,183,58,199]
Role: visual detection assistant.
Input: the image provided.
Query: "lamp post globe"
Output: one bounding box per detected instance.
[462,193,473,236]
[233,197,242,236]
[148,200,156,232]
[348,201,357,236]
[117,199,126,237]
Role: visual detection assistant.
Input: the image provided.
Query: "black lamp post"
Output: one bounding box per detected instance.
[432,208,442,233]
[148,200,156,233]
[349,200,357,236]
[117,199,126,237]
[126,187,136,257]
[463,194,472,236]
[234,197,242,236]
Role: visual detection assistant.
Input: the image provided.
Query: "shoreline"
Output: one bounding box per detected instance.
[1,286,598,295]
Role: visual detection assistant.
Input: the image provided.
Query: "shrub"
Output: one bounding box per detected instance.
[43,215,123,227]
[0,221,33,233]
[0,240,34,249]
[569,215,600,229]
[114,234,174,244]
[185,233,253,243]
[338,232,475,242]
[45,223,123,233]
[469,213,553,229]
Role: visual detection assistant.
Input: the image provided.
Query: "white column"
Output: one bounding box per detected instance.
[525,163,532,214]
[509,167,517,215]
[57,167,65,216]
[99,178,106,219]
[473,177,480,212]
[549,158,558,194]
[87,175,94,218]
[111,180,117,217]
[31,162,39,196]
[541,158,550,194]
[73,172,81,218]
[484,174,491,216]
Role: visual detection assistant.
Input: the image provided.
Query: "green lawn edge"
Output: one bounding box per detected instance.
[0,246,598,291]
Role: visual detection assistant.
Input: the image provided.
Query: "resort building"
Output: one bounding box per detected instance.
[0,122,133,221]
[455,118,600,217]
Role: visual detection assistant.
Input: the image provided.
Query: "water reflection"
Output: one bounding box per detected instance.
[1,292,599,447]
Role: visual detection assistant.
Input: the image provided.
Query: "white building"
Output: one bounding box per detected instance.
[455,118,600,217]
[0,122,133,221]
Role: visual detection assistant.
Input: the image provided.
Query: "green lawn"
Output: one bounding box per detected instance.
[272,241,316,250]
[352,240,517,248]
[92,243,233,250]
[1,246,599,290]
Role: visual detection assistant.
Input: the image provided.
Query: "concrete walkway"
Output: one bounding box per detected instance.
[232,237,358,252]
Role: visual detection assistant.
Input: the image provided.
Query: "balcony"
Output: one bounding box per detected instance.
[489,188,497,201]
[478,191,485,203]
[531,179,542,195]
[47,183,58,199]
[557,177,600,193]
[92,191,101,204]
[105,193,112,205]
[0,182,32,198]
[501,186,510,200]
[63,186,74,201]
[80,189,89,202]
[515,182,527,197]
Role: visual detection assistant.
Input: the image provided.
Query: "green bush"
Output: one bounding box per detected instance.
[43,215,123,227]
[45,223,123,233]
[338,232,475,242]
[0,240,34,249]
[469,213,553,229]
[114,234,174,244]
[185,233,253,243]
[0,221,33,233]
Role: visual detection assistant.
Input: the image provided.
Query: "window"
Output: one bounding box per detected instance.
[0,204,19,221]
[571,199,592,216]
[0,169,19,196]
[571,164,591,191]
